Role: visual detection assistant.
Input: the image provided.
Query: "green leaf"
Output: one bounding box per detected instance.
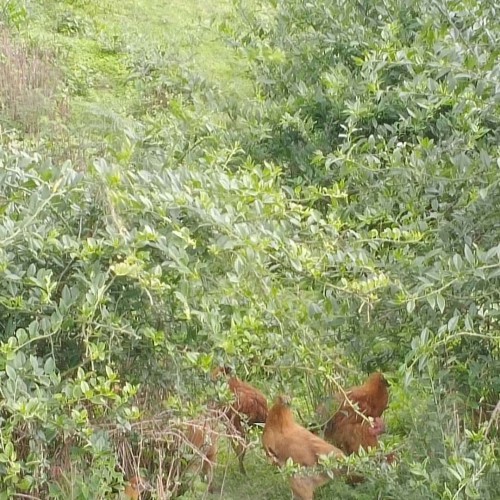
[464,245,474,265]
[289,258,302,272]
[447,316,459,332]
[427,295,436,310]
[44,357,56,375]
[5,365,16,380]
[452,254,462,271]
[436,294,445,313]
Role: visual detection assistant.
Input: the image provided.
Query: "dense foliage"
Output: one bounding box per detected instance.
[227,0,500,398]
[0,0,498,498]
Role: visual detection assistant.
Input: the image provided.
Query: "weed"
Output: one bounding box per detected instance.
[56,12,92,36]
[0,27,65,134]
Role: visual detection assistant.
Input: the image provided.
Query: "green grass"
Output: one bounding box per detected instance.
[200,436,383,500]
[27,0,250,109]
[4,0,251,158]
[209,447,291,500]
[117,0,248,89]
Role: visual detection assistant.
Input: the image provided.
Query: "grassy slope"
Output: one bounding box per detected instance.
[25,0,250,142]
[100,0,251,97]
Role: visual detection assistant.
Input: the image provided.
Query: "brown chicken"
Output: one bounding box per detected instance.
[328,416,386,455]
[123,476,151,500]
[324,372,390,455]
[212,366,268,474]
[262,395,346,500]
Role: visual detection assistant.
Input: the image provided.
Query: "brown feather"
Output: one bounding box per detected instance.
[324,372,389,439]
[228,377,268,424]
[324,372,390,456]
[263,395,345,500]
[212,366,269,474]
[326,417,385,455]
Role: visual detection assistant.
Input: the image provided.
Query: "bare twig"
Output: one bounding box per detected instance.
[485,400,500,437]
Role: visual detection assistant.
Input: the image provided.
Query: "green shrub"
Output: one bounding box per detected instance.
[0,0,498,497]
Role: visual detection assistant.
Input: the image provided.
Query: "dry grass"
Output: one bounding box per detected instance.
[0,28,68,134]
[45,408,245,499]
[111,409,243,498]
